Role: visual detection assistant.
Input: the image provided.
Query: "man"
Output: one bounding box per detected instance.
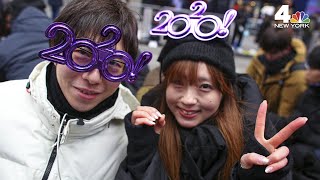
[0,0,143,179]
[288,45,320,180]
[247,27,307,117]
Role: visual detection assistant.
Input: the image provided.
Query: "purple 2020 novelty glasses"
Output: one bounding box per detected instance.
[39,22,152,83]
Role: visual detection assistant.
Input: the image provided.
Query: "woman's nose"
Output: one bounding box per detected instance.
[180,88,197,105]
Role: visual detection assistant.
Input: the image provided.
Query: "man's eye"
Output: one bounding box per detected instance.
[72,48,93,65]
[75,48,92,57]
[106,59,126,76]
[109,60,125,68]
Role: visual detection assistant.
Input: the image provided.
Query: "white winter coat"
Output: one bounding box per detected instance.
[0,62,139,180]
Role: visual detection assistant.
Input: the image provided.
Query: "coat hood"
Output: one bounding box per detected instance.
[11,6,51,33]
[28,61,139,137]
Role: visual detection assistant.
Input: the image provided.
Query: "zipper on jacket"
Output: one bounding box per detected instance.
[41,118,68,180]
[41,141,58,180]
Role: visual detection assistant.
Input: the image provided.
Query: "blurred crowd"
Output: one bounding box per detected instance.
[131,0,320,52]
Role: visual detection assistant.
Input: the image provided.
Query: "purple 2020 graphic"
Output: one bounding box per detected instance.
[150,0,237,41]
[39,22,152,83]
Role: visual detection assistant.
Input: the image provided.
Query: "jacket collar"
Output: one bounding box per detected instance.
[28,61,139,137]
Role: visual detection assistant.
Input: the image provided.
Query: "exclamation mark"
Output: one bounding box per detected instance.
[218,9,237,38]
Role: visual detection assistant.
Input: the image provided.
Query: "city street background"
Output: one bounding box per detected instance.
[43,0,319,75]
[43,0,260,74]
[130,0,258,74]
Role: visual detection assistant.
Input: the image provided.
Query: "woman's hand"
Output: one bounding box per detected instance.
[240,100,308,173]
[131,106,165,134]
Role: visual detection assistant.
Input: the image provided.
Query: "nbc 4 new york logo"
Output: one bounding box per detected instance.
[274,5,310,29]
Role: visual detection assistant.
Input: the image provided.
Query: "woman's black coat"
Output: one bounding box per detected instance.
[116,74,292,180]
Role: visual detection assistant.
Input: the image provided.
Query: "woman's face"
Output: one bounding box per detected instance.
[166,62,223,128]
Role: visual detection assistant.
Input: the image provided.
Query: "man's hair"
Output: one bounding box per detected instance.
[51,0,139,59]
[307,45,320,69]
[259,27,292,53]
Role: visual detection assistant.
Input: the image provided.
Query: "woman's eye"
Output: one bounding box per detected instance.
[172,80,183,85]
[200,83,212,90]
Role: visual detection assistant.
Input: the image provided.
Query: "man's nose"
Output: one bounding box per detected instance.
[82,68,102,84]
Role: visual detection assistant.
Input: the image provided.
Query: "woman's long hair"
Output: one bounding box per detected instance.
[158,61,244,180]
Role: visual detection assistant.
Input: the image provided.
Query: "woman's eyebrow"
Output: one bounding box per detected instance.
[198,76,211,82]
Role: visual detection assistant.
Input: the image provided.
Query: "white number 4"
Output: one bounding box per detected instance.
[275,5,291,23]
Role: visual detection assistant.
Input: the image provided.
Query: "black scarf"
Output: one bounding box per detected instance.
[310,83,320,89]
[258,49,296,75]
[46,63,119,119]
[179,120,227,180]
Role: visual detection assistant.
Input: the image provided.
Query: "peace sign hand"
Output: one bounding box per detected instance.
[240,100,308,173]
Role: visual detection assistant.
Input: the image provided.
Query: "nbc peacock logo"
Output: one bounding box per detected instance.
[274,5,310,29]
[290,11,311,23]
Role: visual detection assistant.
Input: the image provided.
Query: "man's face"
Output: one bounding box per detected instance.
[306,69,320,85]
[265,47,291,61]
[55,42,125,112]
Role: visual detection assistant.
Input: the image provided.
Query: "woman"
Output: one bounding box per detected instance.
[116,25,307,180]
